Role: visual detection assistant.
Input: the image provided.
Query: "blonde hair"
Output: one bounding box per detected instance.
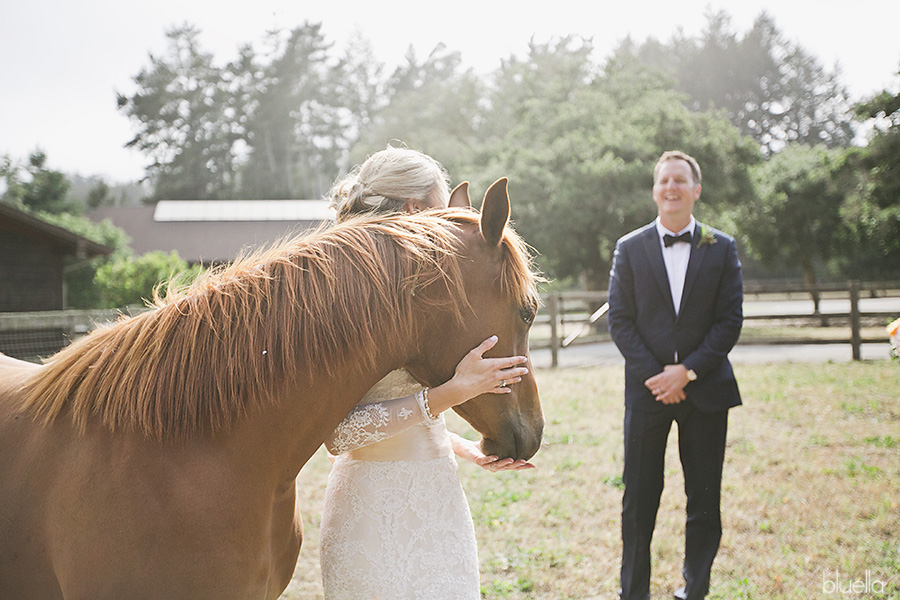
[328,146,451,222]
[653,150,702,185]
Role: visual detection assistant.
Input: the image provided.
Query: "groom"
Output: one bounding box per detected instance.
[607,151,743,600]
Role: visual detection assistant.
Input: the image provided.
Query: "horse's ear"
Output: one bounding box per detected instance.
[448,181,470,208]
[480,177,509,247]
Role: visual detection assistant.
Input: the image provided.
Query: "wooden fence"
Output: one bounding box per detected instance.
[1,282,898,365]
[534,280,900,367]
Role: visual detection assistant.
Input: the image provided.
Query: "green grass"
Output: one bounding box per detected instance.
[280,361,899,599]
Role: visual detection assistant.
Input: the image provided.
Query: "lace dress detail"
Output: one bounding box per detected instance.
[320,370,480,600]
[325,391,423,455]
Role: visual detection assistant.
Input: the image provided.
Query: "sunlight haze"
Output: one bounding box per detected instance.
[1,0,898,183]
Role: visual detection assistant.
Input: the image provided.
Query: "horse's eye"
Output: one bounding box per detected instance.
[520,306,536,326]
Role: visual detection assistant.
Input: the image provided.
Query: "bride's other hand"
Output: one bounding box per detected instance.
[450,433,535,472]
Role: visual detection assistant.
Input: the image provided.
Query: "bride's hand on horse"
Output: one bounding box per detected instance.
[449,433,536,471]
[426,336,528,414]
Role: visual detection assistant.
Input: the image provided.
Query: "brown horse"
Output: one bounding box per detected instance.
[0,179,542,600]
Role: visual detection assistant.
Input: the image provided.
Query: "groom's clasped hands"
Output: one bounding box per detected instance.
[644,364,692,405]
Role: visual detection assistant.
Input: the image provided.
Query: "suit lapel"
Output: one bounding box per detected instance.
[640,224,676,316]
[680,221,708,315]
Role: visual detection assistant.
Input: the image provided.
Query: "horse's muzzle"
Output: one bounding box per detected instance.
[481,417,543,462]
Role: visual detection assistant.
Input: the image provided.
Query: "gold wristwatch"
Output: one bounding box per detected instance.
[685,368,698,382]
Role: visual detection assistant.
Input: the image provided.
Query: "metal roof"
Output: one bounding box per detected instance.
[153,200,333,222]
[90,202,328,265]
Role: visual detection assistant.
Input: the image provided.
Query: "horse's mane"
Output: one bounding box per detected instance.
[18,209,540,441]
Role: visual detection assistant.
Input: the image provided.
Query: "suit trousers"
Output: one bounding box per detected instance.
[620,401,728,600]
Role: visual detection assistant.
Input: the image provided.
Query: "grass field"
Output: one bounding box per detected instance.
[280,361,899,599]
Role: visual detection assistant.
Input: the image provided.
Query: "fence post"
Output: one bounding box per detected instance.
[547,293,559,368]
[849,280,861,361]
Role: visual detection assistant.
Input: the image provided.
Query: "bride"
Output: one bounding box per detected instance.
[319,146,535,599]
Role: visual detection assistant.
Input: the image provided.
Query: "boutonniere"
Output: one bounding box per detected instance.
[697,225,717,248]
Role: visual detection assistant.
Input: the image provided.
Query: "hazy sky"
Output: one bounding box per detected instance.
[1,0,898,183]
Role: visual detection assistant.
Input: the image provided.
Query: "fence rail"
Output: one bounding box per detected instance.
[1,282,898,365]
[535,280,900,367]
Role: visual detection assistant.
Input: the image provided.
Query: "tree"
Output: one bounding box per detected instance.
[329,33,388,171]
[738,145,849,308]
[625,11,856,155]
[86,180,112,210]
[239,23,347,199]
[118,24,246,200]
[840,72,900,278]
[94,250,201,309]
[349,43,486,181]
[1,151,77,214]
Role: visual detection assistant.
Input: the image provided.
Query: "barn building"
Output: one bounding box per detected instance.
[0,201,113,360]
[0,201,112,312]
[88,199,332,265]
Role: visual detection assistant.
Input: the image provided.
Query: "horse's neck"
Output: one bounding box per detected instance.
[248,355,405,479]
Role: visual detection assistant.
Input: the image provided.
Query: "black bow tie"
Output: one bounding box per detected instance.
[664,232,692,247]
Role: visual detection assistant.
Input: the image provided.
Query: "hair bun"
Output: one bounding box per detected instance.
[326,146,450,222]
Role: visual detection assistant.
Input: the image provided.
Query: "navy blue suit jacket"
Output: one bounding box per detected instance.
[607,220,743,413]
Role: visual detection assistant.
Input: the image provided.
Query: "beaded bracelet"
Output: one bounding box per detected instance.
[418,387,439,423]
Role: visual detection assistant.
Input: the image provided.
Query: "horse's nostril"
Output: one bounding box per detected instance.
[516,433,542,462]
[481,428,542,462]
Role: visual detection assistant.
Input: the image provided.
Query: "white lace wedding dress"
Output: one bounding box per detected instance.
[319,369,480,600]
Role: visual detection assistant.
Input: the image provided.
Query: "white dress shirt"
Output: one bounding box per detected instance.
[655,216,695,317]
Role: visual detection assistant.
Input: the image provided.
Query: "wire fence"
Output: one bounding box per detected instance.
[0,307,143,363]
